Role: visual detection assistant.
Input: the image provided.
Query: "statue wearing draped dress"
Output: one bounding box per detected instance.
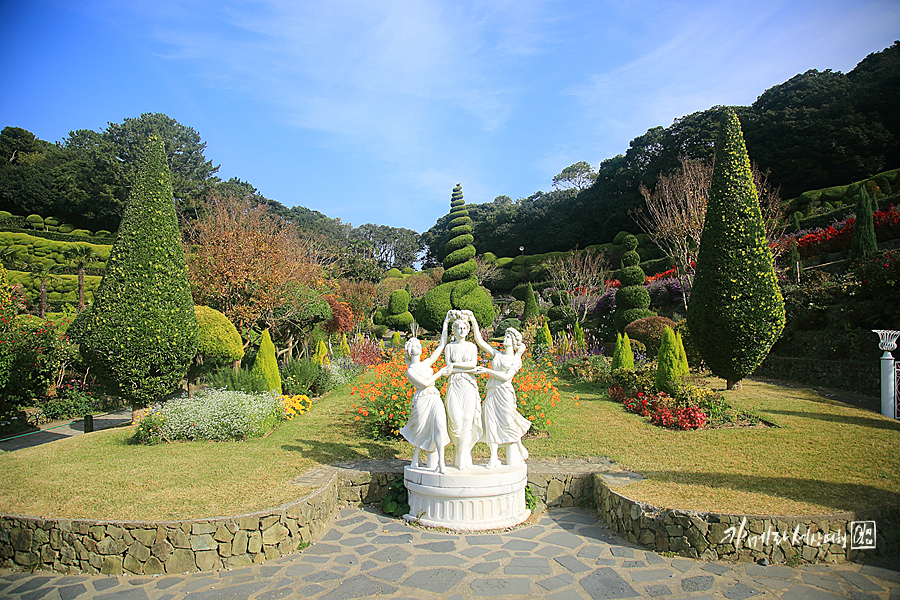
[472,320,531,468]
[400,317,451,472]
[444,310,483,470]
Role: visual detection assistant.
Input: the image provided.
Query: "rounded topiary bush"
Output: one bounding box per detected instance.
[495,318,521,338]
[384,268,403,279]
[625,316,677,362]
[26,214,44,230]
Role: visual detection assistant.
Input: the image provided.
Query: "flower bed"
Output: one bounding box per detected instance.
[350,343,561,440]
[607,369,763,431]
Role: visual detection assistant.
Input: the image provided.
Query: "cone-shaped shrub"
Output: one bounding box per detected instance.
[687,109,784,389]
[77,138,198,409]
[416,184,495,331]
[614,235,653,332]
[655,326,681,395]
[313,338,330,366]
[675,331,690,379]
[610,333,635,371]
[850,186,877,261]
[521,281,539,322]
[340,333,351,358]
[574,321,585,349]
[251,329,281,393]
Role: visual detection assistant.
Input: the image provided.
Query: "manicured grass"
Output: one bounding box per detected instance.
[0,371,897,520]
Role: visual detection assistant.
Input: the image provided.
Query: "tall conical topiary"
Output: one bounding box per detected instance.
[614,235,653,332]
[850,186,877,262]
[574,321,585,349]
[675,331,689,379]
[77,138,198,415]
[251,329,281,393]
[415,184,495,332]
[610,333,635,371]
[687,108,784,390]
[655,326,682,396]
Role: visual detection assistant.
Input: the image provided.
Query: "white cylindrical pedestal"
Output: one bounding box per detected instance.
[881,354,896,420]
[403,463,530,532]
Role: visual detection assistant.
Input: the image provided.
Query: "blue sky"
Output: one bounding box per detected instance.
[1,1,898,234]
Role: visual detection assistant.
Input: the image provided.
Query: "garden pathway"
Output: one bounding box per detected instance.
[1,505,897,600]
[0,408,132,453]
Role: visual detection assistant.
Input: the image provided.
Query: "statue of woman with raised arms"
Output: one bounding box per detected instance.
[443,310,483,470]
[400,316,451,473]
[471,317,531,469]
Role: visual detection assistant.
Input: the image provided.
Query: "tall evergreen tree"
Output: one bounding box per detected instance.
[687,109,784,390]
[850,185,878,261]
[77,138,198,417]
[415,184,495,331]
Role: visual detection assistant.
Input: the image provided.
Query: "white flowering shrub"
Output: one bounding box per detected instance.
[135,389,284,443]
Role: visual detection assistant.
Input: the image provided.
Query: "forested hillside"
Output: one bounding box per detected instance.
[421,41,900,266]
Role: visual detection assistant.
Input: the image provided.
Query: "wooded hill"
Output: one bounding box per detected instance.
[421,41,900,266]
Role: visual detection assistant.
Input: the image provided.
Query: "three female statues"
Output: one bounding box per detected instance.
[400,309,530,472]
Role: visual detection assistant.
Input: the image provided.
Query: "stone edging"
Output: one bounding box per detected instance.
[2,457,895,574]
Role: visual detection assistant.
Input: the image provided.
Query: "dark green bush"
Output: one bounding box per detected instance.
[206,364,270,393]
[687,109,784,389]
[624,316,676,358]
[76,138,198,407]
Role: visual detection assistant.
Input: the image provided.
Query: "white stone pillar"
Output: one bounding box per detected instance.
[872,330,899,420]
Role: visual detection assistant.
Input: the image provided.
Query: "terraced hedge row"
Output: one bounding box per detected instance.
[0,232,111,270]
[7,270,102,304]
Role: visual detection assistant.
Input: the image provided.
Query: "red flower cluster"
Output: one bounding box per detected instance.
[609,386,706,431]
[794,204,900,258]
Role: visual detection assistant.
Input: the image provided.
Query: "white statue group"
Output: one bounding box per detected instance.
[400,309,531,473]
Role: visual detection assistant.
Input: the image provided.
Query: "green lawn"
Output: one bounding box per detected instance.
[0,372,897,521]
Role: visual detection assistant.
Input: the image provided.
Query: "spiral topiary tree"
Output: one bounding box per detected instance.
[614,235,653,332]
[415,184,495,332]
[687,108,784,390]
[77,138,198,419]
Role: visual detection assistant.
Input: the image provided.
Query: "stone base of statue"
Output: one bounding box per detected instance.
[402,463,530,531]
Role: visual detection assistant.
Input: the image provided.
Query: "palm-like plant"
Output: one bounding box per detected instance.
[64,245,99,312]
[27,262,53,318]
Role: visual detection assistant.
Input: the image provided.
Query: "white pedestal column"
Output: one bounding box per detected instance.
[403,463,530,531]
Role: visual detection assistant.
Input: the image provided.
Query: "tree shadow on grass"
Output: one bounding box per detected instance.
[760,409,900,431]
[636,470,900,513]
[281,439,400,465]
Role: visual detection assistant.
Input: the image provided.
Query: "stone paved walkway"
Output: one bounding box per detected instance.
[2,506,898,600]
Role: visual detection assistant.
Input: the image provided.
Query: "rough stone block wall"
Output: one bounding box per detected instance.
[754,356,879,396]
[593,474,898,564]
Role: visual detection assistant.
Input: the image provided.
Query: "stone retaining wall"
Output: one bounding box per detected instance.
[754,355,879,397]
[0,474,338,576]
[593,474,899,564]
[3,459,895,574]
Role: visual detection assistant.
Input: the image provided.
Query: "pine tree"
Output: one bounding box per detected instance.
[686,109,784,390]
[850,186,878,261]
[655,327,681,395]
[77,138,198,416]
[250,329,281,393]
[416,184,495,331]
